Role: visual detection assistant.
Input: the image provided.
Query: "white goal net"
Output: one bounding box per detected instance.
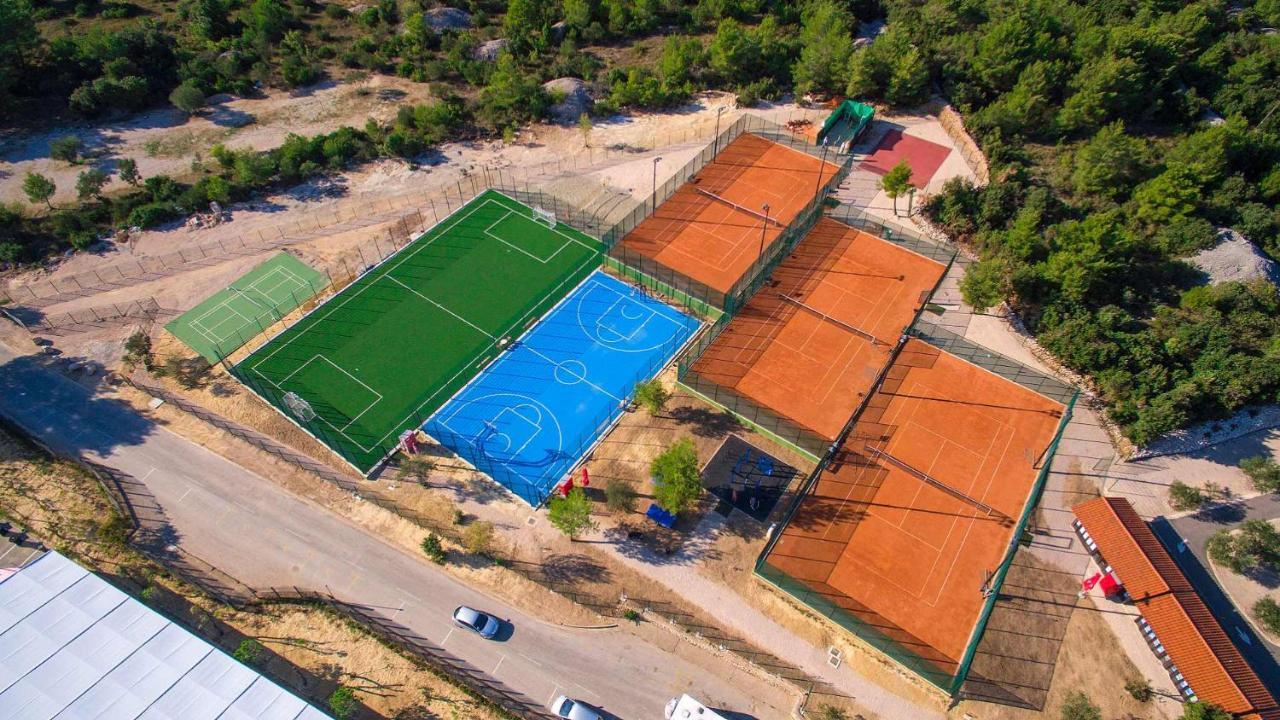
[283,391,317,422]
[533,206,556,228]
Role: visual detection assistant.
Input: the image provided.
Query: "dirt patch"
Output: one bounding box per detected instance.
[953,597,1179,720]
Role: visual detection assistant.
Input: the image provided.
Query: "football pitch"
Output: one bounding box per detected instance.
[235,190,602,472]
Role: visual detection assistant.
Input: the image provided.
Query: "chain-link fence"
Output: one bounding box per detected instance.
[825,203,957,266]
[598,114,851,315]
[752,325,1080,696]
[3,118,731,312]
[907,319,1078,406]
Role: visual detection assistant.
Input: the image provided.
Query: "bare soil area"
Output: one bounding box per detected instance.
[0,76,432,205]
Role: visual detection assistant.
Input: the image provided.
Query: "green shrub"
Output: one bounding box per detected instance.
[1254,597,1280,635]
[634,378,669,415]
[328,686,357,719]
[1241,456,1280,494]
[233,638,264,664]
[548,486,597,539]
[169,81,206,114]
[605,478,637,514]
[420,533,446,563]
[651,438,701,515]
[1060,691,1101,720]
[127,203,174,229]
[50,135,83,163]
[1168,480,1207,511]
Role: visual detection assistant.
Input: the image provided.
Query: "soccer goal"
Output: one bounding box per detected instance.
[533,206,556,228]
[283,391,317,422]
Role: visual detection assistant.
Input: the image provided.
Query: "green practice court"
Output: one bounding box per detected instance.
[235,190,603,472]
[166,252,327,362]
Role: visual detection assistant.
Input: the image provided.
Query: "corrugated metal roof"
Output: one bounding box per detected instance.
[1073,497,1280,720]
[0,552,327,720]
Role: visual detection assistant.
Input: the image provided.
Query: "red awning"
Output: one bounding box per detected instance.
[1099,572,1121,596]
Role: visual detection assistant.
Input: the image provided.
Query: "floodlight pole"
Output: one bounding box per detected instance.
[714,106,727,155]
[758,203,771,261]
[816,138,829,196]
[652,156,662,213]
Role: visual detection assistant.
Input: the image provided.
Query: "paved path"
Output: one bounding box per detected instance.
[443,480,942,720]
[0,346,795,720]
[1160,497,1280,690]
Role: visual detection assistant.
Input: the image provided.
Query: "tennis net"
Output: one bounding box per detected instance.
[777,292,885,346]
[694,186,784,227]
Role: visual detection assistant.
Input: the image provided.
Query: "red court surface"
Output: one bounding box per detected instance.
[688,218,946,442]
[617,133,841,296]
[860,129,950,189]
[764,339,1065,669]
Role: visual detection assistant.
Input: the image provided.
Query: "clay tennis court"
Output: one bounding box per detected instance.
[617,133,841,296]
[688,218,946,443]
[860,128,951,189]
[763,339,1065,675]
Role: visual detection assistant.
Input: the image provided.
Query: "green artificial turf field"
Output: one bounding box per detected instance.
[165,252,327,362]
[234,190,602,472]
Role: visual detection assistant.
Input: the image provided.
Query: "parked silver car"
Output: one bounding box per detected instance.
[549,695,602,720]
[451,605,500,639]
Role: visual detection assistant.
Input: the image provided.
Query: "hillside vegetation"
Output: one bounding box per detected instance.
[857,0,1280,444]
[2,0,1279,444]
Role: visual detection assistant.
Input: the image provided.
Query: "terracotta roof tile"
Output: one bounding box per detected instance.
[1073,497,1280,720]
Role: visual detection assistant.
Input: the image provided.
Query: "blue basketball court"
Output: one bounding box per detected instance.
[425,270,700,505]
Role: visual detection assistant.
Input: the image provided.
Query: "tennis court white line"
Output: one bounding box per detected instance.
[189,266,312,346]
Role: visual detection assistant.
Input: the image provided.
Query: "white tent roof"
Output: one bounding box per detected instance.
[0,552,328,720]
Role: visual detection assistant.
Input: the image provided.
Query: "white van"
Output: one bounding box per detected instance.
[664,694,730,720]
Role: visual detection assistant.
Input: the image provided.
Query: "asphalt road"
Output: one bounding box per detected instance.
[0,347,795,720]
[1156,497,1280,694]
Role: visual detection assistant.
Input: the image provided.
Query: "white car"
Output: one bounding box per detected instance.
[549,695,603,720]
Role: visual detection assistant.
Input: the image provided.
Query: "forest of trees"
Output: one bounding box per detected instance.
[1,0,1279,444]
[880,0,1280,444]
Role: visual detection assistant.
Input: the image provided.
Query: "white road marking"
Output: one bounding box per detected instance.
[516,651,544,668]
[176,488,192,503]
[442,628,454,645]
[1237,627,1253,645]
[493,655,505,674]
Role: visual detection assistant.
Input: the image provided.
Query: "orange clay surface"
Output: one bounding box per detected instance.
[617,133,841,295]
[689,218,946,440]
[766,339,1065,664]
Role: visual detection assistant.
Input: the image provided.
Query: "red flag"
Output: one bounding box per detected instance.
[1081,572,1102,591]
[581,467,590,487]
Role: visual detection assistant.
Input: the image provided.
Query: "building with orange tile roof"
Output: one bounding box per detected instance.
[1073,497,1280,719]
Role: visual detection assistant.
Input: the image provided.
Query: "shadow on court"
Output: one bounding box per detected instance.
[956,547,1079,710]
